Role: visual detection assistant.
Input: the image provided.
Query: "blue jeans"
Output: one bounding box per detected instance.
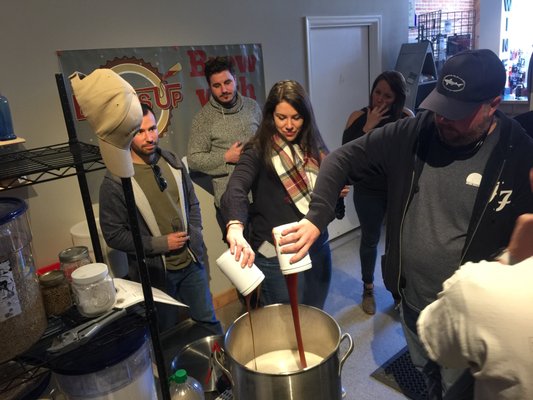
[254,231,331,309]
[400,302,474,400]
[254,254,299,305]
[164,261,222,335]
[303,231,332,309]
[352,191,386,284]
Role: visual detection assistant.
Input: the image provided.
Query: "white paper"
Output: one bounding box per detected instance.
[113,278,188,309]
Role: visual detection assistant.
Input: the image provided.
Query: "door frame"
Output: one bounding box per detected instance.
[304,15,382,239]
[305,15,382,97]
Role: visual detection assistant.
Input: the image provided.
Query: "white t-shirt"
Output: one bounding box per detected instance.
[417,258,533,400]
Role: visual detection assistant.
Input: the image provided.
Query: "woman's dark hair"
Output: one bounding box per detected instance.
[369,70,408,120]
[204,56,235,85]
[246,80,327,170]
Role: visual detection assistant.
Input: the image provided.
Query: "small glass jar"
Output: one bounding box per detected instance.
[71,263,116,317]
[38,270,72,316]
[59,246,92,282]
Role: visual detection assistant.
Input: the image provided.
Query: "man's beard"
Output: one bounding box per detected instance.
[437,114,492,147]
[132,142,158,162]
[215,92,237,108]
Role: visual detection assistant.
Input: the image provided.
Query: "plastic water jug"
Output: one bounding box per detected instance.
[169,369,205,400]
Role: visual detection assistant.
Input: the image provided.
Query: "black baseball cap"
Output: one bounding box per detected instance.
[419,49,506,121]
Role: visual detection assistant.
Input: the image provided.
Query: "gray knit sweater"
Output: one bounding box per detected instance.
[187,92,262,207]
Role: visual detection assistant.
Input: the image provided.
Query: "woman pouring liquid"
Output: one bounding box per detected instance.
[221,80,348,309]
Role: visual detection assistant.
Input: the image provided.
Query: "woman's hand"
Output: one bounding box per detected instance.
[340,185,350,198]
[277,219,320,264]
[226,222,255,267]
[364,103,390,133]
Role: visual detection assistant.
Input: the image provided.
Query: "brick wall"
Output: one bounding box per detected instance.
[416,0,473,15]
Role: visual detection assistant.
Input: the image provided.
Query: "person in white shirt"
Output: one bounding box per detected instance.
[417,168,533,400]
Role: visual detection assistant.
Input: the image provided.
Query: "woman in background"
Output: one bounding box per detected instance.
[342,70,414,315]
[221,80,347,308]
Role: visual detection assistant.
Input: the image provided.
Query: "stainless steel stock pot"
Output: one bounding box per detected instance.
[215,304,353,400]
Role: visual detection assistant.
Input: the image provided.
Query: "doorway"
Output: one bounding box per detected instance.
[305,15,382,239]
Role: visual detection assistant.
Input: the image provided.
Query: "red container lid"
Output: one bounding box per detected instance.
[37,262,61,276]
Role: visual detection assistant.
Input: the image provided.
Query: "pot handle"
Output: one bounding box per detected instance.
[338,332,354,376]
[213,347,235,388]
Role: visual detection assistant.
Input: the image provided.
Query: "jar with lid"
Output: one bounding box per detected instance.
[39,270,72,317]
[59,246,92,282]
[71,263,116,317]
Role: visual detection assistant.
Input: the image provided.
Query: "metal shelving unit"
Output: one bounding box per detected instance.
[0,75,106,263]
[0,74,171,399]
[0,142,105,189]
[0,306,147,398]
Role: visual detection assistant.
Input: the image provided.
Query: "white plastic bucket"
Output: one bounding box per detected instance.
[52,315,157,400]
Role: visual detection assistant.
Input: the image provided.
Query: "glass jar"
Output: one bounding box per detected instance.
[39,270,72,316]
[71,263,116,317]
[59,246,92,282]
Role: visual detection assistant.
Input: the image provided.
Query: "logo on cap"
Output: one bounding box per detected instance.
[442,75,465,92]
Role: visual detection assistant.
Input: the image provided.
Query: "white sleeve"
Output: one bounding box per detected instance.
[417,270,471,369]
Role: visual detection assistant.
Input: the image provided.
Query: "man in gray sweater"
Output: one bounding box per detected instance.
[187,56,262,237]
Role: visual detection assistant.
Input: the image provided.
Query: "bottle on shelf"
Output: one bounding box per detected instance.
[0,92,17,141]
[169,369,205,400]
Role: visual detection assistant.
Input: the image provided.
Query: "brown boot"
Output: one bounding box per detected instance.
[362,284,376,315]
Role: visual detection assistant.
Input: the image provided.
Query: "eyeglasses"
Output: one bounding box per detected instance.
[151,163,168,192]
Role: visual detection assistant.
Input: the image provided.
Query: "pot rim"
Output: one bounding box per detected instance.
[172,334,224,359]
[224,303,343,375]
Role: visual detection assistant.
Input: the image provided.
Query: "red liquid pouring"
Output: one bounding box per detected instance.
[245,287,260,370]
[285,273,307,369]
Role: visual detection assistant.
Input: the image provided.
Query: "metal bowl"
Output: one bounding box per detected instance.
[170,335,224,392]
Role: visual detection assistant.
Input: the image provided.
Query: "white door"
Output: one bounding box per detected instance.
[306,16,382,239]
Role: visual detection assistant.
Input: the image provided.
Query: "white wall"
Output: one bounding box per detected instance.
[0,0,408,296]
[477,0,502,53]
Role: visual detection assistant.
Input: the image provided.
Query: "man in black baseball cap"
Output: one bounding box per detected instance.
[420,49,506,121]
[419,49,508,150]
[275,48,533,399]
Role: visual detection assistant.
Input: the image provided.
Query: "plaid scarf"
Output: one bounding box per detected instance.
[271,134,322,214]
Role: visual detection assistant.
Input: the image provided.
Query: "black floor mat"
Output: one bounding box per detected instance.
[370,347,428,400]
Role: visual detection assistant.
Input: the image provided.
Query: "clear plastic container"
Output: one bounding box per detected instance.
[169,369,205,400]
[0,197,47,364]
[71,262,116,317]
[58,245,92,282]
